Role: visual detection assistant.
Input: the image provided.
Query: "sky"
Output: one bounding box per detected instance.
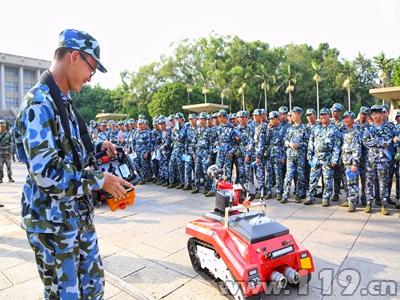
[1,0,399,89]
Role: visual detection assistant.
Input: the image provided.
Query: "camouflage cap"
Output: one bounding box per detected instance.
[396,111,400,118]
[382,104,389,112]
[342,111,355,119]
[175,112,184,119]
[291,106,303,114]
[218,109,228,118]
[237,110,249,118]
[188,113,197,119]
[229,113,237,119]
[370,105,383,113]
[212,112,219,118]
[168,114,175,121]
[278,106,289,114]
[319,108,330,115]
[259,108,267,115]
[252,109,261,116]
[268,111,279,119]
[158,116,166,124]
[330,103,344,112]
[306,108,316,115]
[58,29,107,73]
[137,119,145,124]
[0,119,6,124]
[359,106,370,115]
[198,112,208,119]
[138,114,146,119]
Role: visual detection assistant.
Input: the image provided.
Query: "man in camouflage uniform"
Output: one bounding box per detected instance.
[281,107,309,203]
[305,108,318,188]
[0,119,14,186]
[150,117,162,183]
[355,106,370,205]
[157,117,172,186]
[206,110,239,197]
[253,109,268,198]
[13,29,133,300]
[330,103,345,202]
[183,113,197,190]
[264,111,286,200]
[236,111,254,186]
[97,121,109,142]
[305,108,341,207]
[363,105,398,215]
[132,119,152,184]
[192,112,213,194]
[168,113,187,189]
[340,111,362,212]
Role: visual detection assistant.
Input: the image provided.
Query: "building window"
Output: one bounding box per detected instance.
[23,69,36,94]
[4,67,19,109]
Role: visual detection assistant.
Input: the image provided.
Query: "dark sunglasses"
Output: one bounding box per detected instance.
[79,53,96,78]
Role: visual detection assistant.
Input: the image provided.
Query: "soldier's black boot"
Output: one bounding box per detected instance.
[276,194,282,201]
[167,183,176,189]
[183,184,192,191]
[191,188,199,194]
[8,177,14,183]
[0,179,2,184]
[176,183,184,189]
[0,203,4,208]
[395,198,400,209]
[332,194,339,202]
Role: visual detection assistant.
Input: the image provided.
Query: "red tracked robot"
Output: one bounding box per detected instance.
[185,166,314,300]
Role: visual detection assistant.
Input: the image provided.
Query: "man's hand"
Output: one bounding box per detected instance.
[331,163,337,168]
[102,172,134,199]
[101,141,117,157]
[351,165,358,173]
[245,156,251,163]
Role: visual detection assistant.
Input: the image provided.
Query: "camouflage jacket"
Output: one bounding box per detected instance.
[14,82,104,234]
[195,126,213,155]
[284,123,309,159]
[132,129,152,154]
[171,123,187,151]
[186,125,198,153]
[307,124,341,164]
[265,123,286,160]
[362,122,397,163]
[237,124,254,157]
[0,130,12,155]
[341,126,362,166]
[215,123,239,153]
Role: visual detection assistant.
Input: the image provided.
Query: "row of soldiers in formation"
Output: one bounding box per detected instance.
[88,103,400,215]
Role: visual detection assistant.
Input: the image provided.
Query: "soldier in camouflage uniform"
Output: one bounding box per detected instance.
[355,106,370,205]
[305,108,318,189]
[330,103,345,202]
[97,121,110,142]
[0,119,14,186]
[13,29,133,300]
[206,110,239,197]
[253,109,268,198]
[263,111,286,200]
[157,117,172,186]
[236,111,254,186]
[363,105,398,215]
[281,107,309,203]
[305,108,341,207]
[192,112,213,194]
[132,119,152,184]
[339,111,362,212]
[184,114,197,190]
[150,117,162,183]
[168,113,187,189]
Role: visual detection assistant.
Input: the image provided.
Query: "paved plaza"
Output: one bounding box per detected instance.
[0,162,399,299]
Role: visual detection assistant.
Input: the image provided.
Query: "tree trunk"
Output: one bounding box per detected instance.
[316,81,319,119]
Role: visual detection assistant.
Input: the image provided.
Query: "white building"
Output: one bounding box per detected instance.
[0,52,50,119]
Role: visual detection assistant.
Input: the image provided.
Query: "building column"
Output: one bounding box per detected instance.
[0,64,5,111]
[19,67,24,107]
[36,69,41,82]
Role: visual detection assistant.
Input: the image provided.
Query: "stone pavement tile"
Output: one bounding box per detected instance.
[15,248,36,263]
[156,247,197,278]
[1,228,32,251]
[121,240,171,261]
[306,228,357,250]
[102,250,152,278]
[0,243,26,271]
[98,238,123,258]
[357,228,400,252]
[0,271,12,291]
[301,240,349,267]
[0,214,13,226]
[309,256,340,292]
[104,282,124,299]
[94,223,118,239]
[141,227,187,254]
[124,261,192,299]
[347,242,400,269]
[108,291,137,300]
[318,209,369,235]
[0,276,42,300]
[162,277,227,300]
[286,228,313,244]
[2,262,38,285]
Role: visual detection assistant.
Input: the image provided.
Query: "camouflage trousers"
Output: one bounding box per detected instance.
[0,154,12,180]
[151,157,159,180]
[366,161,390,205]
[137,152,152,180]
[307,161,334,203]
[236,155,252,185]
[168,147,184,184]
[158,152,170,183]
[266,157,285,195]
[359,158,367,204]
[210,151,233,192]
[26,224,104,300]
[184,151,196,186]
[255,158,266,195]
[194,150,211,190]
[343,165,359,206]
[283,155,307,198]
[333,161,344,197]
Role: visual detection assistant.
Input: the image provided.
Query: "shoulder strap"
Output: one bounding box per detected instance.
[40,70,84,170]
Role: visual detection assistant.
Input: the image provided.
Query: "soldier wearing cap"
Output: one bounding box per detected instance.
[132,119,153,184]
[340,111,362,212]
[206,110,240,197]
[262,111,286,200]
[394,111,400,204]
[305,108,341,207]
[168,113,187,189]
[330,103,345,202]
[236,111,254,186]
[98,121,110,142]
[192,112,213,194]
[157,116,172,186]
[13,29,134,299]
[363,105,398,215]
[281,107,309,203]
[183,113,198,190]
[252,109,268,198]
[150,117,162,183]
[0,119,14,187]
